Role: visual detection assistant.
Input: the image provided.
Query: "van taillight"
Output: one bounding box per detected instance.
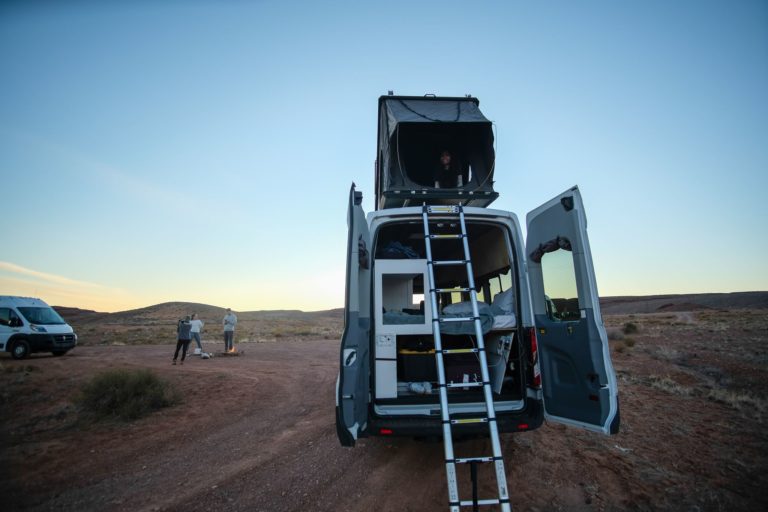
[379,428,393,435]
[529,327,541,388]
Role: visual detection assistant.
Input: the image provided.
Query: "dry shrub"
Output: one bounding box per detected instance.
[614,342,626,353]
[607,328,624,341]
[624,338,636,348]
[707,388,766,414]
[78,369,180,421]
[655,346,680,361]
[647,374,693,396]
[622,322,639,335]
[1,364,38,374]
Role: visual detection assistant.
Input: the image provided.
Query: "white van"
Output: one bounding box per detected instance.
[0,296,77,359]
[336,95,620,446]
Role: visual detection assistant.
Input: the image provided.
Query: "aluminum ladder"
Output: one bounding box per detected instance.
[422,204,511,512]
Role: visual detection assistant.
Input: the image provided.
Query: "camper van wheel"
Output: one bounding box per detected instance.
[51,350,68,357]
[11,340,30,360]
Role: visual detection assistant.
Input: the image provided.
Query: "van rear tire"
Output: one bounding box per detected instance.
[11,340,31,360]
[51,350,68,357]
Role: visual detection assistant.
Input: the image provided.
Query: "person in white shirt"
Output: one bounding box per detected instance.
[223,308,237,352]
[190,313,205,355]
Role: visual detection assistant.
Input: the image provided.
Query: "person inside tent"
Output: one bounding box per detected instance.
[433,150,463,189]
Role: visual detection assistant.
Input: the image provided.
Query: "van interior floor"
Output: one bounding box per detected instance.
[376,333,525,405]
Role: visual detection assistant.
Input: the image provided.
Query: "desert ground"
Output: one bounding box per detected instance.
[1,295,767,511]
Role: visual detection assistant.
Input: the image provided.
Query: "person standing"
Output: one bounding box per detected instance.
[223,308,237,352]
[173,315,193,365]
[190,313,205,355]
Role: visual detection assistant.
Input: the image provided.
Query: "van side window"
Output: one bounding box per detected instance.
[0,308,21,327]
[540,249,580,321]
[498,269,512,292]
[487,269,512,300]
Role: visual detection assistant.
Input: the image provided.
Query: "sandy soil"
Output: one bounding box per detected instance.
[1,309,767,511]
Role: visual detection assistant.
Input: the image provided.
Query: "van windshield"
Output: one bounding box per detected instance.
[17,307,66,325]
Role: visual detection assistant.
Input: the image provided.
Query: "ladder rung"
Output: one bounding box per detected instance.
[433,287,471,294]
[428,234,464,239]
[454,456,495,464]
[439,316,476,323]
[446,381,485,389]
[459,499,502,507]
[430,260,468,266]
[427,205,459,214]
[450,417,488,425]
[441,348,481,354]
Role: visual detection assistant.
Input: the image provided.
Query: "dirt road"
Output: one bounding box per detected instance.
[1,311,767,511]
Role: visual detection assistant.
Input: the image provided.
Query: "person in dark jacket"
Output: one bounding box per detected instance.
[173,315,193,365]
[433,150,463,188]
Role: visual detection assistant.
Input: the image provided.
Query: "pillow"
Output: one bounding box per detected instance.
[491,288,515,315]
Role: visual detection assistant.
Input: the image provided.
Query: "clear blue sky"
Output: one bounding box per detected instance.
[1,0,766,312]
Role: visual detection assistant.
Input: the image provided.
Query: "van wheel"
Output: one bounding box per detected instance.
[52,350,68,357]
[11,340,31,360]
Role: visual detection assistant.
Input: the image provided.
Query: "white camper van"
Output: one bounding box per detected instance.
[336,95,620,447]
[0,296,77,359]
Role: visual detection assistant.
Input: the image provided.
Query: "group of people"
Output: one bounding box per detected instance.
[172,308,238,365]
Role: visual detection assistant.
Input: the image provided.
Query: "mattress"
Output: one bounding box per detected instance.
[491,314,517,330]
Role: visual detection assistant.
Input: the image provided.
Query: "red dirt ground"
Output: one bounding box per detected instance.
[1,309,767,511]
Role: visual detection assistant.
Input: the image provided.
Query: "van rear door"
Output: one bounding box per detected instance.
[336,184,373,447]
[525,186,619,434]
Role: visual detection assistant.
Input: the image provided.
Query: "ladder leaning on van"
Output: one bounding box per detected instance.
[422,204,512,512]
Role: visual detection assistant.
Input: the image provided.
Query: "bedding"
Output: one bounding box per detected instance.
[383,301,514,333]
[491,314,517,329]
[382,310,425,325]
[440,301,494,335]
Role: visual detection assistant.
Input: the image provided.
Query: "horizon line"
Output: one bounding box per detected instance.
[47,290,768,315]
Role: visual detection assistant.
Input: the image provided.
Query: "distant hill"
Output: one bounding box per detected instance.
[53,302,344,326]
[599,292,768,315]
[53,292,766,327]
[52,302,344,346]
[51,294,764,346]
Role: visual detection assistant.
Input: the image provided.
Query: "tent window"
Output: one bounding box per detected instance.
[394,123,487,188]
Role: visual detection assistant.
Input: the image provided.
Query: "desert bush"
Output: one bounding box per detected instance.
[622,322,639,335]
[647,374,693,396]
[1,364,38,374]
[613,342,626,353]
[78,369,180,421]
[655,346,680,362]
[707,388,766,414]
[607,328,624,341]
[624,338,636,348]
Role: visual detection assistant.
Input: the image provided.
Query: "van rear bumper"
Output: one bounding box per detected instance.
[28,333,77,352]
[365,398,543,438]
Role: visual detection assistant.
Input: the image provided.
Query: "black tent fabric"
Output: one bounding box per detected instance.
[382,99,492,136]
[376,96,498,210]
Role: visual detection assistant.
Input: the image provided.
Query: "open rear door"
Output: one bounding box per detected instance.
[526,186,620,434]
[336,184,372,446]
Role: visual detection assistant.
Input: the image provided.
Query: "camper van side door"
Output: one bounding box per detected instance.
[526,186,620,434]
[336,184,373,447]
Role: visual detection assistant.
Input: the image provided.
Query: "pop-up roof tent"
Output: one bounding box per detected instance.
[375,95,498,210]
